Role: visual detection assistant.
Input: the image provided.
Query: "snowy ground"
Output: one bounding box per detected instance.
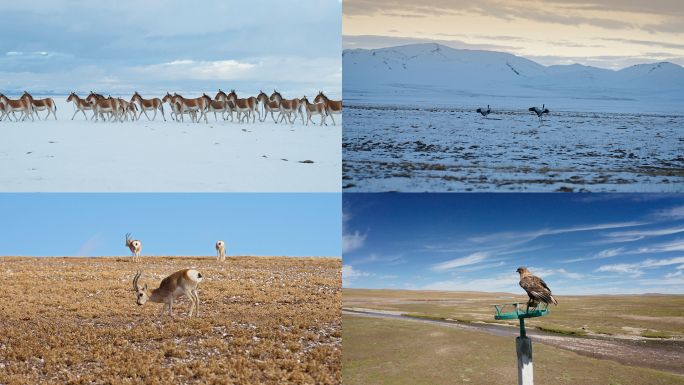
[343,104,684,192]
[1,95,341,192]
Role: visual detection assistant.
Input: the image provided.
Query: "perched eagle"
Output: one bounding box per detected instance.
[517,267,558,307]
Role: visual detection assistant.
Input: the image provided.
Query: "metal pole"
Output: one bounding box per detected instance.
[517,318,533,385]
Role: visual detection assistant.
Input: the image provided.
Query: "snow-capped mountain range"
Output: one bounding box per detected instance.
[343,43,684,112]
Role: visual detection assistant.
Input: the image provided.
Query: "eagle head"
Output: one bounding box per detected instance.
[516,267,530,276]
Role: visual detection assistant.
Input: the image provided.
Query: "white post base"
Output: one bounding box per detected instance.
[516,336,533,385]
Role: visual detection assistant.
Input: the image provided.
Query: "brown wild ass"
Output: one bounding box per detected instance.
[0,93,35,121]
[214,89,238,122]
[270,90,302,124]
[256,91,283,123]
[130,92,165,121]
[202,93,231,121]
[314,92,341,125]
[299,96,328,126]
[87,94,122,123]
[162,93,198,122]
[21,92,57,120]
[173,93,209,123]
[66,93,93,120]
[227,90,259,123]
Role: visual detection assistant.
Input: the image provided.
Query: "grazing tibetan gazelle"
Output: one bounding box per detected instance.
[125,233,142,263]
[133,270,203,317]
[216,240,226,261]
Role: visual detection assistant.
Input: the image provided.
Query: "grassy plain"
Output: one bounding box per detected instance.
[343,289,684,339]
[343,314,684,385]
[0,256,341,384]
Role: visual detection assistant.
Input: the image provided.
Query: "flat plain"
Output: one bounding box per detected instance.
[0,256,341,384]
[343,105,684,192]
[1,95,341,192]
[343,314,684,385]
[343,288,684,380]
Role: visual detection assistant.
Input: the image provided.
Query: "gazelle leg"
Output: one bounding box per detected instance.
[161,303,168,317]
[169,300,174,317]
[192,288,199,317]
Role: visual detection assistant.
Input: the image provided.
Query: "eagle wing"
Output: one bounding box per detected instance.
[520,275,558,306]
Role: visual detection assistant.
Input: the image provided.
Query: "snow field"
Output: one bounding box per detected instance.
[343,105,684,192]
[1,95,341,192]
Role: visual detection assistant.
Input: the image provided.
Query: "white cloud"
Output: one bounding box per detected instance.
[595,256,684,277]
[342,265,374,287]
[379,275,397,279]
[350,253,405,265]
[563,247,625,262]
[129,56,341,85]
[447,262,505,273]
[342,230,367,254]
[430,252,490,272]
[468,221,645,245]
[556,268,583,280]
[342,210,368,254]
[655,205,684,221]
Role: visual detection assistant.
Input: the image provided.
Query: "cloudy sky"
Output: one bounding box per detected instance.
[343,0,684,69]
[0,193,341,258]
[343,193,684,295]
[0,0,341,96]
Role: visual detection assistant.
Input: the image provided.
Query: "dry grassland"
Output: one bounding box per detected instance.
[343,314,684,385]
[343,289,684,339]
[0,256,341,384]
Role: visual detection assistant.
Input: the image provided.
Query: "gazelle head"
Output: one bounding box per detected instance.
[125,232,133,248]
[132,271,149,305]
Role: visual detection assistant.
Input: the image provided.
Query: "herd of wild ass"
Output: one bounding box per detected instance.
[0,90,341,126]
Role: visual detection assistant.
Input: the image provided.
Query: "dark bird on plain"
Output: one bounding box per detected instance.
[517,267,558,307]
[529,104,549,121]
[476,105,491,118]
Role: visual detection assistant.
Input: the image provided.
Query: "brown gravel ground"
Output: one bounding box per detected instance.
[0,256,341,384]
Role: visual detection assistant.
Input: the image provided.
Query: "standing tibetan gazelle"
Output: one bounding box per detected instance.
[133,270,203,317]
[216,240,226,261]
[125,233,142,263]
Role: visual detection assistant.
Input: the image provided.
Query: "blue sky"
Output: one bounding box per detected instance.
[0,193,341,257]
[0,0,341,97]
[343,193,684,295]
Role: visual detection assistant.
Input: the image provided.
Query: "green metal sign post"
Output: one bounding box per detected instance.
[492,302,549,385]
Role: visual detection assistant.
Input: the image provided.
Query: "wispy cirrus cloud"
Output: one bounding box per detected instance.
[595,256,684,278]
[563,247,625,262]
[349,253,406,265]
[467,222,646,245]
[430,252,491,272]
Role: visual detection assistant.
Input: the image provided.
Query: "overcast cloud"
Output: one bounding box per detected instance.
[0,0,341,96]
